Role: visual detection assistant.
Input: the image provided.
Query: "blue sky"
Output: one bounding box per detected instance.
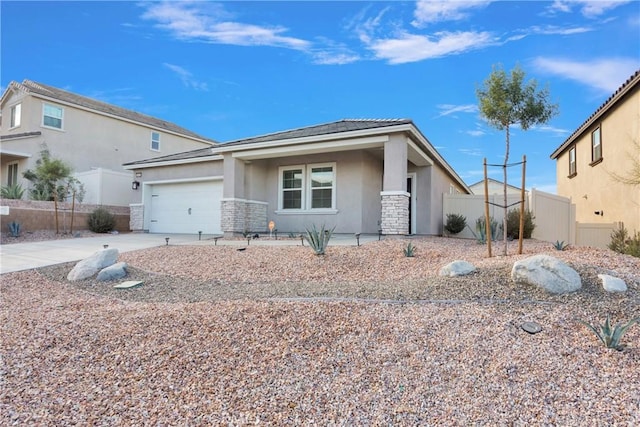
[2,1,639,193]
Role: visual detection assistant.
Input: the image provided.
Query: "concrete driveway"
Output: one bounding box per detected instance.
[0,232,379,274]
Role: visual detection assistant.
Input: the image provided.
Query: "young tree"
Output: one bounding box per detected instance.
[22,144,83,201]
[476,64,558,255]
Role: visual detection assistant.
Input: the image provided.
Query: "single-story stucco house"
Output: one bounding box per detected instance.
[123,119,470,237]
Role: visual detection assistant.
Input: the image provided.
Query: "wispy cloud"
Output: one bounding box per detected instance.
[163,63,209,91]
[412,0,493,27]
[533,124,571,137]
[458,147,484,157]
[366,31,496,64]
[533,57,640,93]
[436,104,478,118]
[141,2,310,50]
[466,130,485,137]
[547,0,631,18]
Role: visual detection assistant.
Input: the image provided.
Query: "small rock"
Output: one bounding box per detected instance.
[521,321,542,334]
[598,274,627,292]
[97,262,128,282]
[439,260,476,277]
[68,248,119,281]
[511,255,581,294]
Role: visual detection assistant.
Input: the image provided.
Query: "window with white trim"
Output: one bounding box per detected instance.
[279,163,336,211]
[10,103,21,128]
[151,132,161,151]
[591,126,602,164]
[568,146,577,177]
[43,103,63,129]
[8,162,18,187]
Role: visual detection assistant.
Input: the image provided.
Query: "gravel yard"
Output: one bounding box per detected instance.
[2,237,639,424]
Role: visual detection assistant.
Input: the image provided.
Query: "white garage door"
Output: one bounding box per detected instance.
[149,181,222,234]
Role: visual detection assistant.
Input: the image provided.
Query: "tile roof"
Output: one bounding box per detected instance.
[221,118,413,146]
[123,119,413,166]
[550,69,640,159]
[8,80,217,144]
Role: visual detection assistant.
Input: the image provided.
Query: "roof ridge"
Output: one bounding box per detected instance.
[341,118,411,122]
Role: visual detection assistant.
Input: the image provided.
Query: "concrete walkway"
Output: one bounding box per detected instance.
[0,232,380,274]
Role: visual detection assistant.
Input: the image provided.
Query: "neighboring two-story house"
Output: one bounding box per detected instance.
[1,80,216,206]
[550,69,640,233]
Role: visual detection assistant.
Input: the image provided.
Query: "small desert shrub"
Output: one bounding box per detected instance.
[444,213,466,235]
[87,207,116,233]
[475,216,498,243]
[7,221,21,237]
[505,208,535,239]
[403,242,415,257]
[577,315,639,351]
[609,223,640,258]
[1,184,25,199]
[553,240,569,251]
[303,224,334,255]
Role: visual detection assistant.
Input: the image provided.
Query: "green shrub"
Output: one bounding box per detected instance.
[7,221,21,237]
[303,224,334,255]
[1,184,25,199]
[609,223,640,258]
[577,315,639,351]
[403,242,415,257]
[505,209,535,239]
[444,213,466,235]
[87,207,116,233]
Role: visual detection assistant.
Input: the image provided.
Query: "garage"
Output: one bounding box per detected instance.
[147,180,222,234]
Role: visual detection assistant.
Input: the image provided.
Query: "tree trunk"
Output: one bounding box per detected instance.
[503,125,510,256]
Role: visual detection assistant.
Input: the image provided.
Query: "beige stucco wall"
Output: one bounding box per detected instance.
[0,90,213,203]
[555,87,640,232]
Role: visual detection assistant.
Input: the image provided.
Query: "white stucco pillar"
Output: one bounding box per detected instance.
[380,136,410,235]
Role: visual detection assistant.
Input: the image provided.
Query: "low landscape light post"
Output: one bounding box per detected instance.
[165,237,170,246]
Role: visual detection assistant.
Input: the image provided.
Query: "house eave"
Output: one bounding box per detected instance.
[123,154,224,170]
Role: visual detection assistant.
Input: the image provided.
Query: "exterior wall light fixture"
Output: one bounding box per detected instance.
[132,181,140,190]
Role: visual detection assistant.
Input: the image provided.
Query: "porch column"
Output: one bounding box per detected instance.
[221,155,246,237]
[380,135,409,235]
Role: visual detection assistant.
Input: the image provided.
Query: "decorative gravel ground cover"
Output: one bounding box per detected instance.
[2,237,639,424]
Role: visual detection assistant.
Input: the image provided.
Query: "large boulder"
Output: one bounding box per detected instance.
[97,262,128,282]
[598,274,627,293]
[439,260,476,277]
[511,255,581,294]
[67,248,119,281]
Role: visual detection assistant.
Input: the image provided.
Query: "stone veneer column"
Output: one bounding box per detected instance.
[244,200,268,233]
[221,199,246,237]
[380,191,409,235]
[129,203,144,232]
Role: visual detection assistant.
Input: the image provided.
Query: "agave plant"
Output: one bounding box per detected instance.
[403,242,415,257]
[303,224,334,255]
[577,315,640,351]
[553,240,569,251]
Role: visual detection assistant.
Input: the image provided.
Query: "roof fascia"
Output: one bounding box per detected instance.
[550,73,639,159]
[230,135,389,160]
[27,92,215,146]
[0,149,32,158]
[123,154,223,170]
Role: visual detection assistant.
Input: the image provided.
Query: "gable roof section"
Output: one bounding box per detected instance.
[468,178,524,192]
[2,80,217,145]
[123,146,221,168]
[550,69,640,159]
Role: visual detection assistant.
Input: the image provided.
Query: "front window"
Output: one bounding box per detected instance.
[569,146,577,177]
[151,132,161,151]
[43,103,63,129]
[10,103,21,128]
[591,127,602,164]
[8,163,18,186]
[279,163,336,211]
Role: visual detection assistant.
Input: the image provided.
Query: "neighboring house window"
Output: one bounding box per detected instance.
[10,103,21,128]
[43,103,63,129]
[151,132,161,151]
[279,163,336,211]
[7,163,18,186]
[568,146,577,177]
[591,126,602,164]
